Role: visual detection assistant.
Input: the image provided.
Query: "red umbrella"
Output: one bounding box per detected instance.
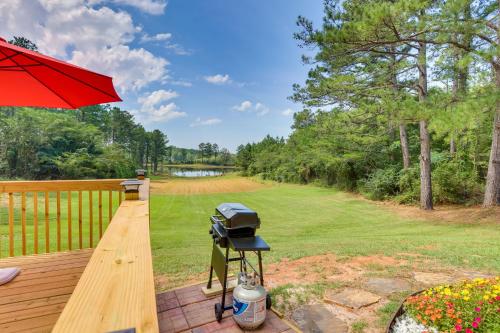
[0,37,121,109]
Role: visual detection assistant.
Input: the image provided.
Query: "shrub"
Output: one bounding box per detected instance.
[362,168,400,200]
[432,160,483,205]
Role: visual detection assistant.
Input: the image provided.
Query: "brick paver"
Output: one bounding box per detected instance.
[157,283,295,333]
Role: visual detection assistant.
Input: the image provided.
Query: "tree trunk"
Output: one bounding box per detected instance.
[483,64,500,206]
[417,35,433,210]
[450,136,456,155]
[399,124,410,169]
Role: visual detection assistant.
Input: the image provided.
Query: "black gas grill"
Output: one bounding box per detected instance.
[207,203,271,321]
[209,203,260,247]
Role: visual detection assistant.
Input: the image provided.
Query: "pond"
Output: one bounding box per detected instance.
[167,167,234,177]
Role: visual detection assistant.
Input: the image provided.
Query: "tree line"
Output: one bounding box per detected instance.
[0,105,169,179]
[166,143,233,165]
[237,0,499,208]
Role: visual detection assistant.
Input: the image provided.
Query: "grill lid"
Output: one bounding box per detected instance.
[216,203,259,228]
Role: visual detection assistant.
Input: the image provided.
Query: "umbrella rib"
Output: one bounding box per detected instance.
[19,52,120,101]
[0,48,76,109]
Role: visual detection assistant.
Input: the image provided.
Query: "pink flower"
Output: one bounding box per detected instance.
[472,321,478,328]
[474,317,481,323]
[465,329,473,333]
[496,295,500,301]
[455,325,463,332]
[474,307,481,312]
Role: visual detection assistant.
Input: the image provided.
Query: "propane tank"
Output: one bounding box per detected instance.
[232,272,267,329]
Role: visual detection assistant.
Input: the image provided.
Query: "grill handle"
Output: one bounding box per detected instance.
[210,215,223,225]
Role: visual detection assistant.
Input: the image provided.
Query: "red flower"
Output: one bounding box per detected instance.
[474,317,481,323]
[474,307,481,312]
[472,321,478,328]
[455,324,463,332]
[465,329,473,333]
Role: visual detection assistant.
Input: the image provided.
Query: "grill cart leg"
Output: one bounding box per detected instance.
[257,251,264,286]
[215,246,231,322]
[207,265,213,289]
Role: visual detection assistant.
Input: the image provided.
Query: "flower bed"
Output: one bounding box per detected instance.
[390,277,500,333]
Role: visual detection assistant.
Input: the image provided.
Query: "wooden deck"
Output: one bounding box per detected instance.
[0,249,93,332]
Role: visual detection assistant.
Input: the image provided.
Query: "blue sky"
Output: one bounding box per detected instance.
[1,0,324,151]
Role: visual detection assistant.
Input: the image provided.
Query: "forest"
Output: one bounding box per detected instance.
[0,104,168,179]
[236,0,499,208]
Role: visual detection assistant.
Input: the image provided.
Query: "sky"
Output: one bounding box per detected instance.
[0,0,324,151]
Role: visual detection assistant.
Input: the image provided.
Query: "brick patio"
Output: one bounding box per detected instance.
[156,283,296,333]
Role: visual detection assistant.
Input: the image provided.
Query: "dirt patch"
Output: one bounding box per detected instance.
[151,176,270,195]
[377,201,500,224]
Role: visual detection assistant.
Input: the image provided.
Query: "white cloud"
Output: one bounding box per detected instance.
[141,32,172,42]
[204,74,231,85]
[134,89,186,123]
[138,89,178,107]
[282,108,294,116]
[255,102,270,116]
[190,117,222,127]
[232,101,252,112]
[168,80,192,87]
[72,45,169,92]
[0,1,170,93]
[231,101,270,116]
[90,0,167,15]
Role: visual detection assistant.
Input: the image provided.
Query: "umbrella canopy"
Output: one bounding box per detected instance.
[0,37,121,109]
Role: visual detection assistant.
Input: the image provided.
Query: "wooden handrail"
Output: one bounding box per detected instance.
[0,179,124,192]
[53,179,159,333]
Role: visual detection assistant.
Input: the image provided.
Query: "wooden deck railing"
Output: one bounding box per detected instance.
[0,179,124,257]
[53,179,158,333]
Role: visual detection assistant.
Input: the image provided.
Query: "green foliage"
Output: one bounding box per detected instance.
[0,105,169,180]
[362,168,400,200]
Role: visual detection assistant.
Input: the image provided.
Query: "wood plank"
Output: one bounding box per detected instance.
[89,191,93,248]
[34,192,38,254]
[0,179,124,192]
[0,269,83,289]
[0,294,70,315]
[21,193,26,256]
[0,249,93,266]
[98,190,103,239]
[119,190,123,204]
[0,312,61,332]
[44,191,49,253]
[53,179,158,333]
[67,191,72,251]
[56,191,61,252]
[0,256,91,272]
[8,193,14,256]
[0,285,77,306]
[78,191,82,250]
[0,302,67,325]
[0,277,80,298]
[108,190,112,224]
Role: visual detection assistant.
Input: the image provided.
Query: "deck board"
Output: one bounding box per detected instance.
[0,249,92,332]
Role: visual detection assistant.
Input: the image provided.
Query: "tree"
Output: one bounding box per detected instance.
[150,130,168,173]
[8,36,38,51]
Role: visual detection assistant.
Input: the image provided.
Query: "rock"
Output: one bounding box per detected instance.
[292,304,348,333]
[365,278,411,295]
[457,271,493,280]
[413,272,454,285]
[324,288,381,309]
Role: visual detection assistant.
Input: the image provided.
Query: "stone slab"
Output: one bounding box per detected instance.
[365,278,411,295]
[292,304,348,333]
[413,272,454,285]
[201,278,238,297]
[324,288,381,309]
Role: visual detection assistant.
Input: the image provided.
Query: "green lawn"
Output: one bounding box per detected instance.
[149,180,500,288]
[0,191,120,257]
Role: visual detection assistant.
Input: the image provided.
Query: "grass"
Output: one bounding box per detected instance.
[0,191,120,256]
[352,320,368,333]
[149,177,500,289]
